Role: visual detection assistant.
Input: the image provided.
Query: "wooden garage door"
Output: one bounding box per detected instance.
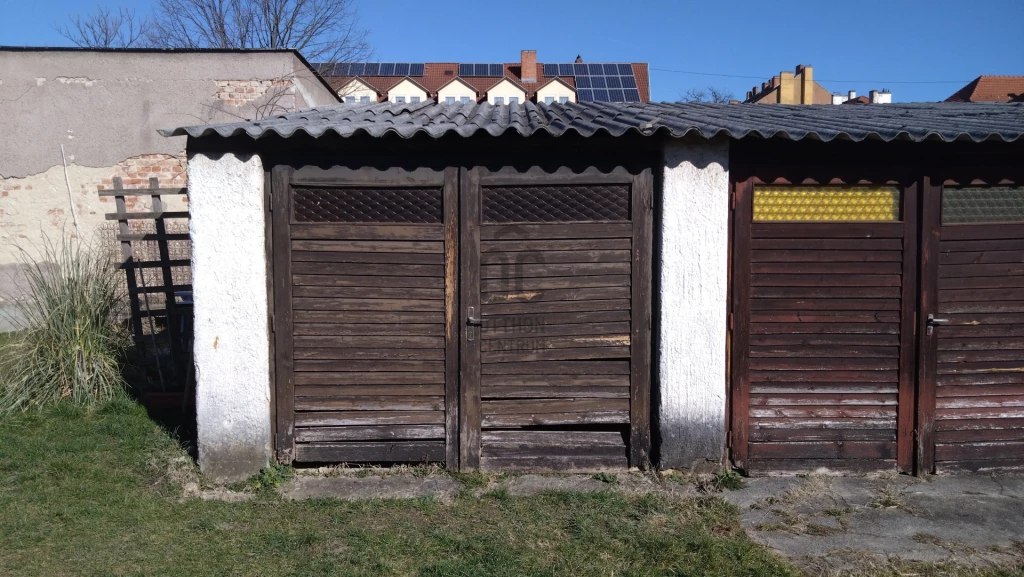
[921,184,1024,473]
[459,167,652,471]
[271,167,459,467]
[731,182,918,474]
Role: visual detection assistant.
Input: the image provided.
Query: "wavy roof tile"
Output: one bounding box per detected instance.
[161,101,1024,143]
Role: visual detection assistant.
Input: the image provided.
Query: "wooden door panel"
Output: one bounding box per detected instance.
[275,167,458,466]
[731,183,916,474]
[926,184,1024,474]
[463,168,651,472]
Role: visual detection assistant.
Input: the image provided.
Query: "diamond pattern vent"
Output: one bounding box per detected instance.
[293,187,443,223]
[483,185,630,223]
[942,187,1024,224]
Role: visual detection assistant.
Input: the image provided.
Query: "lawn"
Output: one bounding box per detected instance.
[0,400,795,577]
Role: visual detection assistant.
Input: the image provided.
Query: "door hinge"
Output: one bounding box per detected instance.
[726,431,733,448]
[728,312,734,332]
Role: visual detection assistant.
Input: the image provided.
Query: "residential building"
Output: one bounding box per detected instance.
[320,50,650,105]
[945,75,1024,103]
[745,64,892,105]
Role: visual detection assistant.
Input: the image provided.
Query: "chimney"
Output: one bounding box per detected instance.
[778,71,796,104]
[832,93,848,105]
[799,65,814,105]
[869,90,878,103]
[876,89,892,104]
[575,55,583,63]
[848,90,856,100]
[521,50,537,83]
[752,85,759,95]
[762,81,768,91]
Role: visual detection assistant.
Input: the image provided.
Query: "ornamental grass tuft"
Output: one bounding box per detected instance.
[0,234,130,413]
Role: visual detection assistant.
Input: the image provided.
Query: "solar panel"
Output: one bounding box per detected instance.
[574,63,587,75]
[543,63,558,76]
[587,63,603,75]
[364,63,380,76]
[621,76,637,89]
[607,89,625,102]
[617,63,633,75]
[559,63,574,76]
[379,63,395,76]
[593,89,610,102]
[394,63,410,76]
[490,63,505,76]
[575,76,591,89]
[603,63,619,75]
[410,63,425,76]
[624,89,641,103]
[606,76,621,89]
[349,63,365,76]
[577,89,594,102]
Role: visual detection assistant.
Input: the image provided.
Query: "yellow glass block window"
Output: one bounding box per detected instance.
[753,186,901,222]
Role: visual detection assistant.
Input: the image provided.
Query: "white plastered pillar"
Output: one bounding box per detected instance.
[187,151,272,482]
[657,136,730,470]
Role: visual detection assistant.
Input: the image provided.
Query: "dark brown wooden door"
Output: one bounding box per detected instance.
[918,182,1024,474]
[459,167,653,471]
[272,166,460,467]
[730,181,919,474]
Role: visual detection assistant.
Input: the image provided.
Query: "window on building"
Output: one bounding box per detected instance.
[395,96,406,103]
[360,96,370,103]
[494,97,504,105]
[445,96,455,104]
[509,96,519,104]
[544,96,554,104]
[559,96,569,104]
[461,96,471,103]
[345,96,356,103]
[411,96,420,103]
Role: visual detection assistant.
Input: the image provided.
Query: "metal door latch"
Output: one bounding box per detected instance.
[467,307,490,341]
[926,314,949,336]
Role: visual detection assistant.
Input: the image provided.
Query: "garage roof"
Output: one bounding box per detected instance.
[161,101,1024,143]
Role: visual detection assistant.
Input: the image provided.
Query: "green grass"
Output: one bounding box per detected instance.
[0,401,796,577]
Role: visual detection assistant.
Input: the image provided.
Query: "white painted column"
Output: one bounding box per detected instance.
[657,137,730,470]
[187,152,271,482]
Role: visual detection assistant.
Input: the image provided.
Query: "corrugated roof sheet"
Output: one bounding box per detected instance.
[160,101,1024,143]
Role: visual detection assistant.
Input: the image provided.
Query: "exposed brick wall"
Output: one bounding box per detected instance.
[96,153,187,211]
[215,79,294,106]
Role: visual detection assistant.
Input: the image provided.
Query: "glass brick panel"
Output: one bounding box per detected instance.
[942,187,1024,224]
[753,186,901,222]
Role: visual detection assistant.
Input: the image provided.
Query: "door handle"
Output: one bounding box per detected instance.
[467,306,489,326]
[926,314,949,335]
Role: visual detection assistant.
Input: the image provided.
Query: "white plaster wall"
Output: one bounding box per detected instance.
[188,152,271,482]
[486,79,527,104]
[658,137,730,470]
[388,79,428,103]
[437,80,477,104]
[536,82,577,104]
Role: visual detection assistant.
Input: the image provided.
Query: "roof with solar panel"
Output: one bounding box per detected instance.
[314,50,650,105]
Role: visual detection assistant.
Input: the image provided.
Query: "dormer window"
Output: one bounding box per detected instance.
[395,96,406,103]
[509,96,519,104]
[346,96,356,103]
[446,96,455,104]
[544,96,554,104]
[411,96,420,103]
[360,96,370,103]
[461,96,471,103]
[494,97,504,105]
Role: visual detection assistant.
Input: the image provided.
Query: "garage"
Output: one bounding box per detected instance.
[729,138,1024,475]
[260,134,654,472]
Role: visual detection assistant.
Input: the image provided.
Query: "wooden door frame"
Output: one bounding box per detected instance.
[458,166,654,470]
[728,172,920,474]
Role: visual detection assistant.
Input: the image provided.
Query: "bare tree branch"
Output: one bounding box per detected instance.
[148,0,370,63]
[682,86,735,104]
[54,6,151,48]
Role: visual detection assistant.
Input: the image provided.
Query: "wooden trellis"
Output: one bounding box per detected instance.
[100,176,190,363]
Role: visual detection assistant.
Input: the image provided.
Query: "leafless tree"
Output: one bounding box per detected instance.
[683,86,735,104]
[55,6,151,48]
[148,0,371,63]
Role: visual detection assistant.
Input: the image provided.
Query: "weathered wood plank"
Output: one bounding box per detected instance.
[294,396,445,411]
[293,348,445,361]
[295,425,445,442]
[481,346,631,363]
[295,411,445,427]
[290,239,443,253]
[293,323,444,337]
[480,223,633,240]
[294,441,445,462]
[481,411,630,427]
[293,372,444,385]
[289,223,445,241]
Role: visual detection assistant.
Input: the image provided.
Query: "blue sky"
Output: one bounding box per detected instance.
[2,0,1022,102]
